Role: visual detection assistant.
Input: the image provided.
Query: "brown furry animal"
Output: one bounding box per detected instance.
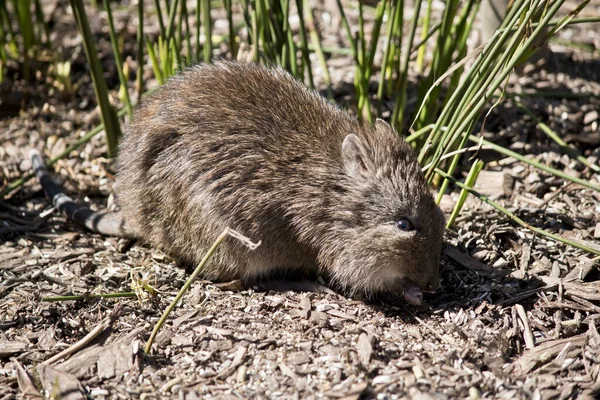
[32,61,445,305]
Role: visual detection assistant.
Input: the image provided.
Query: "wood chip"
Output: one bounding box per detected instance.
[216,345,247,378]
[515,304,535,349]
[37,364,87,400]
[326,309,356,321]
[356,332,373,367]
[508,335,588,375]
[0,340,28,357]
[96,339,137,380]
[15,361,42,399]
[445,247,493,273]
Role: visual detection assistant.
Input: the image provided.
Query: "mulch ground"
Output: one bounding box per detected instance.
[1,1,600,399]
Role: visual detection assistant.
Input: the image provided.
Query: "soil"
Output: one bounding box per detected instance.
[1,1,600,399]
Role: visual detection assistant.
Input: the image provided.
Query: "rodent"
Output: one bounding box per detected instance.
[31,61,445,305]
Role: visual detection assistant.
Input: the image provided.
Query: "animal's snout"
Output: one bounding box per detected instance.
[423,273,440,293]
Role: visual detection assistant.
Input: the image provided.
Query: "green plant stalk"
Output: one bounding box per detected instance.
[145,229,230,354]
[433,0,568,168]
[240,0,252,43]
[103,0,132,117]
[410,22,440,56]
[416,0,433,73]
[360,0,386,114]
[202,0,212,61]
[435,119,475,203]
[136,0,144,99]
[442,0,479,110]
[14,0,34,51]
[161,34,176,78]
[280,0,291,71]
[224,0,236,58]
[0,2,7,83]
[334,0,363,116]
[181,0,193,65]
[446,159,483,228]
[146,39,163,84]
[13,0,34,80]
[304,44,352,56]
[414,0,459,129]
[42,292,138,302]
[196,0,201,58]
[385,21,400,96]
[542,1,590,45]
[419,0,544,171]
[69,0,122,158]
[174,1,184,69]
[170,37,178,74]
[258,0,273,63]
[511,95,599,172]
[158,35,167,77]
[355,1,372,122]
[364,0,386,81]
[377,0,400,109]
[392,0,421,130]
[251,1,259,62]
[468,135,600,192]
[306,13,330,94]
[33,0,50,47]
[334,0,358,63]
[267,0,286,66]
[406,124,435,143]
[550,37,595,52]
[416,0,520,152]
[417,0,532,177]
[297,0,315,88]
[544,16,599,26]
[256,0,272,62]
[0,0,16,47]
[164,0,180,43]
[0,108,128,199]
[435,168,600,257]
[153,0,167,40]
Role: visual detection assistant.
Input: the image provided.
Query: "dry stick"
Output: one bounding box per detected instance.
[515,304,535,349]
[434,168,600,257]
[42,304,122,365]
[144,228,260,354]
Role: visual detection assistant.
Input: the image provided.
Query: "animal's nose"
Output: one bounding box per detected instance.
[424,274,440,292]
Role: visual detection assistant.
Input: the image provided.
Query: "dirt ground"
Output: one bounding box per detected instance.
[1,0,600,399]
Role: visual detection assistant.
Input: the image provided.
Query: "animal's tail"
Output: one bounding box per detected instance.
[30,149,135,238]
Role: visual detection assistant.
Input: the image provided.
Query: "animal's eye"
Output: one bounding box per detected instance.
[395,217,414,231]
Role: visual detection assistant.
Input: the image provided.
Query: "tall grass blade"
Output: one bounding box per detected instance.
[103,0,133,116]
[202,0,212,61]
[436,168,600,257]
[69,0,122,157]
[136,0,144,98]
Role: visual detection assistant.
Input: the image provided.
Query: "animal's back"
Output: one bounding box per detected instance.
[117,62,358,280]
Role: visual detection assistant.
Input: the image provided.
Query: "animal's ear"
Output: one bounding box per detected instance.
[342,134,371,178]
[375,118,391,131]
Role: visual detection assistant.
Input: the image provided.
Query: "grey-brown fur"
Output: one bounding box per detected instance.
[35,61,445,301]
[117,61,444,298]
